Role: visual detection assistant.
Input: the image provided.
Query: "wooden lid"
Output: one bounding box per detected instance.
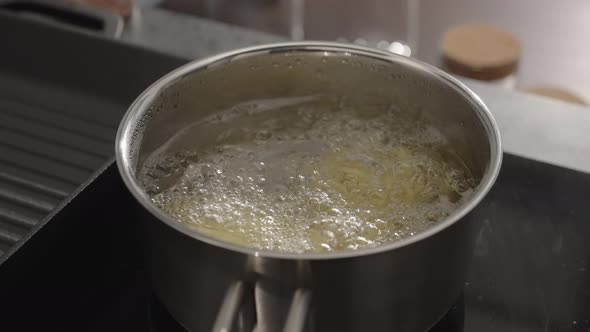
[524,86,587,106]
[441,24,521,80]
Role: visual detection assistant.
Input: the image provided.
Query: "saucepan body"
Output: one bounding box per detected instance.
[115,42,502,332]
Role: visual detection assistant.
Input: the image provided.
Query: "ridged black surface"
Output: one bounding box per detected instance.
[0,11,185,259]
[0,81,119,257]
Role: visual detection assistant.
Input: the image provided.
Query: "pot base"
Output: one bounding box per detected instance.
[149,292,465,332]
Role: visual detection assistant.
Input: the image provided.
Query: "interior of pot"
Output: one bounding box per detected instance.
[119,44,499,255]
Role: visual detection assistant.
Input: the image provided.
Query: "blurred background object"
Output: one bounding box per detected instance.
[440,23,520,88]
[0,0,125,37]
[162,0,294,37]
[66,0,134,18]
[524,86,588,106]
[157,0,590,102]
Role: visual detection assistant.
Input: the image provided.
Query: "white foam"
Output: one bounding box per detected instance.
[141,97,475,253]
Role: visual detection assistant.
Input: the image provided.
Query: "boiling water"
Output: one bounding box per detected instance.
[140,97,476,253]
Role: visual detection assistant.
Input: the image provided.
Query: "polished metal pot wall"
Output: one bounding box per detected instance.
[116,42,502,332]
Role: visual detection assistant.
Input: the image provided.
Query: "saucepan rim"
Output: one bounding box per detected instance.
[115,41,502,260]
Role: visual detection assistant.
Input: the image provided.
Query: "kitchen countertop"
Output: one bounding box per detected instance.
[121,7,282,59]
[122,7,590,174]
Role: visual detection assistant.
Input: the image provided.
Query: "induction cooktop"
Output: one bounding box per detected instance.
[0,153,588,331]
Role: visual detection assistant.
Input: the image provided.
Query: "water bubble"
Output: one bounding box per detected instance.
[255,130,272,141]
[141,98,476,253]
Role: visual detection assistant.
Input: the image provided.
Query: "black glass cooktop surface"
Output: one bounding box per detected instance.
[0,153,588,331]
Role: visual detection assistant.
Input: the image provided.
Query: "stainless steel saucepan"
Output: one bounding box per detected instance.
[115,42,502,332]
